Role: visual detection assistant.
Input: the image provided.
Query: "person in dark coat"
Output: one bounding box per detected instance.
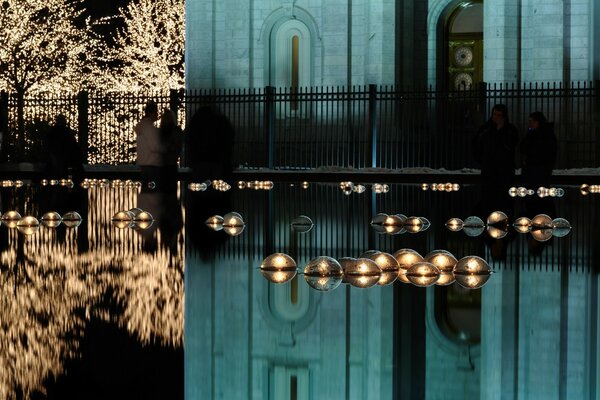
[519,111,557,187]
[473,104,519,185]
[157,109,182,190]
[44,114,84,181]
[184,105,235,181]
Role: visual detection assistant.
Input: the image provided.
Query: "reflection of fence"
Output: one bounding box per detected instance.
[0,82,598,168]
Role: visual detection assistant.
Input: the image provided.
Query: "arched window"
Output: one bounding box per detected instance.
[270,19,312,90]
[446,1,483,90]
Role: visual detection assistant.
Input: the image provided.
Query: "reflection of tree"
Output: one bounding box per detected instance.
[0,186,184,397]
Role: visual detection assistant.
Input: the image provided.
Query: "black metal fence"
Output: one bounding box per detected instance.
[0,82,598,169]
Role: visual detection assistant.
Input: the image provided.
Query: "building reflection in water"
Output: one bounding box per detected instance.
[0,180,597,399]
[185,182,599,400]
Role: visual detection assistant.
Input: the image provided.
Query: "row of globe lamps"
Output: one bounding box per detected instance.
[580,184,600,195]
[420,183,461,192]
[370,213,430,234]
[0,211,82,235]
[205,212,246,236]
[508,186,565,198]
[260,249,493,291]
[446,211,571,241]
[111,208,155,230]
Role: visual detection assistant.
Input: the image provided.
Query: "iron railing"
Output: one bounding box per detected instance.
[0,82,598,169]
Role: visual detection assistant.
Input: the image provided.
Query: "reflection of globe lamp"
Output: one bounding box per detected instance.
[353,184,366,194]
[393,249,424,284]
[445,218,464,232]
[223,225,245,236]
[382,215,404,234]
[2,211,22,228]
[463,216,485,237]
[260,253,298,283]
[508,187,518,197]
[291,215,314,233]
[41,211,62,228]
[531,214,553,229]
[223,212,244,227]
[365,252,399,286]
[436,272,456,286]
[133,211,154,230]
[112,211,133,229]
[370,213,389,225]
[552,218,571,238]
[424,250,457,273]
[17,216,40,235]
[453,256,493,289]
[530,228,553,242]
[580,184,589,195]
[487,225,508,239]
[404,216,423,233]
[406,262,440,287]
[62,211,82,228]
[205,215,224,231]
[487,211,508,228]
[341,257,382,288]
[304,256,344,291]
[513,217,532,233]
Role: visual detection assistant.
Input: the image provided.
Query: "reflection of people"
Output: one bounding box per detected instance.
[135,101,161,183]
[520,111,557,187]
[473,104,519,185]
[184,105,234,181]
[44,114,84,181]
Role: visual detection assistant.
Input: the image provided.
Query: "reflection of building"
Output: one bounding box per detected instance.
[185,0,600,89]
[184,184,600,399]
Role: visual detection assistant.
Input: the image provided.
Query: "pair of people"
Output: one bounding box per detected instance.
[473,104,557,187]
[135,101,182,188]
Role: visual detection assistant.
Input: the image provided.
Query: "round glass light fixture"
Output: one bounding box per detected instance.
[406,262,440,287]
[304,256,344,291]
[112,211,133,229]
[513,217,532,233]
[205,215,224,231]
[463,216,485,237]
[260,253,298,284]
[580,184,589,195]
[17,216,40,235]
[132,211,154,230]
[531,214,553,229]
[62,211,82,228]
[487,225,508,239]
[487,211,508,227]
[291,215,314,233]
[223,212,244,227]
[393,249,424,284]
[41,211,62,228]
[353,184,366,194]
[551,218,571,237]
[365,251,399,286]
[341,257,382,288]
[436,272,456,286]
[530,227,553,242]
[445,217,464,232]
[223,225,245,236]
[453,256,493,289]
[403,216,423,233]
[424,250,457,273]
[2,211,22,228]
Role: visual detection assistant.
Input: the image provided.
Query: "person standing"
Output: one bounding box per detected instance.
[135,101,161,183]
[473,104,519,185]
[520,111,557,187]
[158,108,182,189]
[44,114,84,181]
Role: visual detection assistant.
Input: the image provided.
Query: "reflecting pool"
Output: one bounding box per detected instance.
[0,179,597,399]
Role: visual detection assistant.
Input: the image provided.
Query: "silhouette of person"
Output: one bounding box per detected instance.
[44,114,84,181]
[473,104,519,186]
[519,111,557,188]
[184,104,234,182]
[158,109,182,190]
[135,101,162,183]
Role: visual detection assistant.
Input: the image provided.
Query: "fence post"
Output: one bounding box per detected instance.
[264,86,275,169]
[77,91,89,164]
[368,84,378,168]
[477,81,487,117]
[0,91,7,162]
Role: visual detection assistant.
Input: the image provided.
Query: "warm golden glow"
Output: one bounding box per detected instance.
[406,262,440,287]
[260,253,298,284]
[513,217,532,233]
[445,217,464,231]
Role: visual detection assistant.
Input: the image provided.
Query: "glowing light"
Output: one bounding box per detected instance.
[340,257,382,288]
[453,256,493,289]
[17,216,40,235]
[260,253,298,284]
[303,256,343,291]
[513,217,532,233]
[393,249,424,284]
[406,262,440,287]
[445,217,464,231]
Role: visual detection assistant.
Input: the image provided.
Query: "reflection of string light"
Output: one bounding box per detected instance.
[372,183,389,194]
[453,256,493,289]
[445,217,464,231]
[424,182,460,192]
[301,181,310,189]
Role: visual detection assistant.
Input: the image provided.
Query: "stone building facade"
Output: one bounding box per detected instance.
[185,0,600,89]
